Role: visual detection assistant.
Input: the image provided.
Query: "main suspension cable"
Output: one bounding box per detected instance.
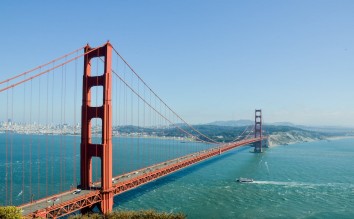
[111,46,218,144]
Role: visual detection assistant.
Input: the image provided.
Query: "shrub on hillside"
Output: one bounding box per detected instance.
[69,209,186,219]
[0,206,22,219]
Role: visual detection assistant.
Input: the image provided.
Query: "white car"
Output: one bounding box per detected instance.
[72,189,81,195]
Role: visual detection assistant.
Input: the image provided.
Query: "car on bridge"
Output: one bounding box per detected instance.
[72,189,81,195]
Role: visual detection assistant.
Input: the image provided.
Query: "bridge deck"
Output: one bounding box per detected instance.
[20,137,263,218]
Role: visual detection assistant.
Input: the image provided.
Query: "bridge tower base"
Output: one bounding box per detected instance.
[80,42,113,214]
[254,109,263,153]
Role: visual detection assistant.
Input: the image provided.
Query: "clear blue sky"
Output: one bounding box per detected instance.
[1,0,354,127]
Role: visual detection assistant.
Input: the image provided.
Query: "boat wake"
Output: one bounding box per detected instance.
[16,190,23,198]
[252,181,309,186]
[251,181,353,188]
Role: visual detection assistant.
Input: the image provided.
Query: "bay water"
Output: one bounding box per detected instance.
[115,138,354,218]
[1,134,354,218]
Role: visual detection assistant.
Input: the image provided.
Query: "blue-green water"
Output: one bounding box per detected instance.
[1,134,354,218]
[114,139,354,218]
[0,133,212,206]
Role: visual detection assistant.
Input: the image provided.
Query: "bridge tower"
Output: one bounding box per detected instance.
[254,109,263,153]
[80,42,113,213]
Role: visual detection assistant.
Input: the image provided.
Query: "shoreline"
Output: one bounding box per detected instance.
[267,135,354,148]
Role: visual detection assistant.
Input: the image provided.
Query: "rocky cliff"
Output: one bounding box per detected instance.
[268,130,326,147]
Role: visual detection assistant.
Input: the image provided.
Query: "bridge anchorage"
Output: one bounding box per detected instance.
[0,41,266,218]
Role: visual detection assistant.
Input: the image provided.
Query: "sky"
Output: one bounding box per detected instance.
[1,0,354,127]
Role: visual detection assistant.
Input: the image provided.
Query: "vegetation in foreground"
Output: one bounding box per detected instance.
[0,206,22,219]
[69,210,186,219]
[0,207,185,219]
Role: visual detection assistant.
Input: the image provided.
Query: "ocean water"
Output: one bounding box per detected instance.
[113,139,354,219]
[1,134,354,218]
[0,133,212,206]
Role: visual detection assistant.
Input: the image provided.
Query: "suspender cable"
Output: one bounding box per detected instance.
[37,75,41,199]
[124,67,127,173]
[22,75,26,204]
[117,55,122,173]
[154,93,157,163]
[45,70,49,197]
[137,79,140,169]
[10,87,14,205]
[149,90,152,166]
[5,82,9,205]
[51,62,55,195]
[63,57,67,191]
[142,83,145,167]
[73,51,78,188]
[131,72,134,171]
[29,79,33,202]
[60,65,64,192]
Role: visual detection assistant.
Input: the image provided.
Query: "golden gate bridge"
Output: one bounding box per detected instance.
[0,42,266,218]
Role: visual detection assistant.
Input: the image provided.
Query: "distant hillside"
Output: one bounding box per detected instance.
[270,122,296,126]
[262,125,353,146]
[205,120,354,134]
[205,120,297,127]
[206,120,253,127]
[113,124,351,145]
[205,120,296,127]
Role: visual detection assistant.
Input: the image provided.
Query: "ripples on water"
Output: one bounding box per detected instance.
[1,135,354,218]
[114,139,354,218]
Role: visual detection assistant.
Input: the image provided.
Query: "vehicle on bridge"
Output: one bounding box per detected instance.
[72,189,81,195]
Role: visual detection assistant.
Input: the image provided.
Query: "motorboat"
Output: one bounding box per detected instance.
[236,178,253,183]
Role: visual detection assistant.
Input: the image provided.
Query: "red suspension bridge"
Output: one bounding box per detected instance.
[0,42,266,218]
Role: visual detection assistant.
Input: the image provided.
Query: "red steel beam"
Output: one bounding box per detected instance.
[24,191,102,219]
